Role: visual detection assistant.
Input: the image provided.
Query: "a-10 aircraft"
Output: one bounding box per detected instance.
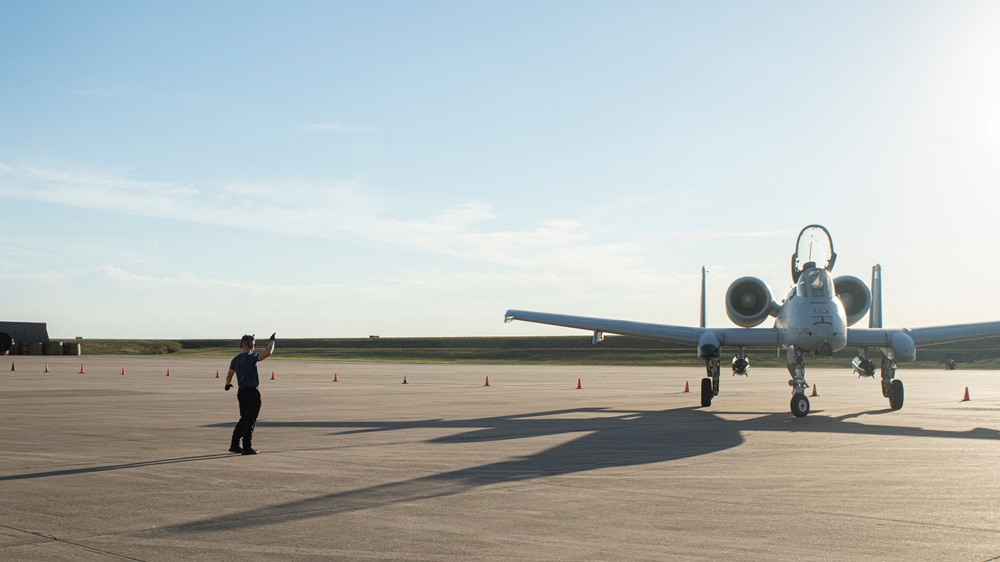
[505,225,1000,417]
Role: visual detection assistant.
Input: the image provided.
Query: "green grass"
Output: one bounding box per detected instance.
[56,335,1000,369]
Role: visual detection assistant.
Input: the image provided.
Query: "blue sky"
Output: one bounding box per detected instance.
[2,1,999,338]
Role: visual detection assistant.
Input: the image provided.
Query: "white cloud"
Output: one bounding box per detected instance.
[29,79,190,102]
[4,162,705,336]
[106,265,372,293]
[0,163,652,273]
[659,228,799,240]
[0,272,67,283]
[15,165,197,218]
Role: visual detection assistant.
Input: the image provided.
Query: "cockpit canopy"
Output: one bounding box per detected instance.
[791,224,837,283]
[796,268,833,299]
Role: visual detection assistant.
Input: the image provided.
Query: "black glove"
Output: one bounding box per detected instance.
[225,383,232,391]
[269,332,276,342]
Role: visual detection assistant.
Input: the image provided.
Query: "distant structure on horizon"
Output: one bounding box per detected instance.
[0,321,77,356]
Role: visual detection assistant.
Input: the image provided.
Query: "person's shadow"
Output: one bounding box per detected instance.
[161,405,998,534]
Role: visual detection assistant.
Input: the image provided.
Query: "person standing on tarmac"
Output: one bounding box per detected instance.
[225,333,275,455]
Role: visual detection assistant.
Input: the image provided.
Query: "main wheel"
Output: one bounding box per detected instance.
[791,393,810,417]
[701,377,713,407]
[889,379,904,410]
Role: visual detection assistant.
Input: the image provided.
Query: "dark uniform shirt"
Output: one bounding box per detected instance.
[230,352,261,388]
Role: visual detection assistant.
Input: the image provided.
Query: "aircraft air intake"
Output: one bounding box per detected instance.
[725,277,776,328]
[833,275,872,326]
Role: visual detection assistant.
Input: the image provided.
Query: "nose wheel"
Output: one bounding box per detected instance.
[791,393,811,417]
[700,357,721,408]
[701,377,713,407]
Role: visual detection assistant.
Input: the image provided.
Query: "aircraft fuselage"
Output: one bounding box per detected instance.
[774,267,847,356]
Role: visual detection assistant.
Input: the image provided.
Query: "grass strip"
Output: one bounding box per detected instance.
[54,335,1000,369]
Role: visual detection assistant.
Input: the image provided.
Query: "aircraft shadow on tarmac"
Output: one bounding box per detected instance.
[0,454,234,482]
[158,407,999,535]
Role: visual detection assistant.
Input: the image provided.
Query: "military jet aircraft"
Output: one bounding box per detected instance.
[505,225,1000,417]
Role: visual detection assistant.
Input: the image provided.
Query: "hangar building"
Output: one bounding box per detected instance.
[0,321,52,355]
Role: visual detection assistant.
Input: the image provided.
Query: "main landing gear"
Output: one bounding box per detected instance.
[857,350,905,411]
[698,348,905,415]
[787,345,810,417]
[881,356,904,411]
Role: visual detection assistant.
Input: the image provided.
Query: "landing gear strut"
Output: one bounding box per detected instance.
[701,357,720,407]
[881,356,904,410]
[787,345,810,417]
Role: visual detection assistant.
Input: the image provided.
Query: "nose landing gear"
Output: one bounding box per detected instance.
[701,357,721,407]
[787,345,811,417]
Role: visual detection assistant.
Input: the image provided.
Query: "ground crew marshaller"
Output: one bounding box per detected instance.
[225,332,275,455]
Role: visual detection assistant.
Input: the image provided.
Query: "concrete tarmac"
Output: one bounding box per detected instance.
[1,355,999,561]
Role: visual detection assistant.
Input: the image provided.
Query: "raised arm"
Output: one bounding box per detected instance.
[257,332,276,361]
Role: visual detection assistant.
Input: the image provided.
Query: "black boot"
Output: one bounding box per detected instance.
[241,439,258,455]
[229,439,242,454]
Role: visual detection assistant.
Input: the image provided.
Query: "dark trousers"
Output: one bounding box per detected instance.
[232,387,261,448]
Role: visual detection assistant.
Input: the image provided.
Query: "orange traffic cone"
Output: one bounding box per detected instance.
[402,375,408,384]
[215,370,220,378]
[270,371,275,380]
[166,369,170,377]
[811,384,818,397]
[80,364,85,374]
[962,387,970,402]
[333,373,338,382]
[484,376,490,387]
[684,381,690,393]
[576,378,582,390]
[44,364,49,373]
[121,368,125,376]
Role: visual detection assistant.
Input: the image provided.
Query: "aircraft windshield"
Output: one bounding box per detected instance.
[796,268,833,299]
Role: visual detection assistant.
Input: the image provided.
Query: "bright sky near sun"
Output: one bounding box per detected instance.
[2,1,999,339]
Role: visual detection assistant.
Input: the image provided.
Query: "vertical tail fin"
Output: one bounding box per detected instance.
[869,264,882,328]
[700,266,707,328]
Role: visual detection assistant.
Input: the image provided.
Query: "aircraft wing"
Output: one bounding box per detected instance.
[504,309,779,347]
[848,321,1000,348]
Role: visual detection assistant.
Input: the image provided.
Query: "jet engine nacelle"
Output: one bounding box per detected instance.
[726,277,777,328]
[833,275,872,326]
